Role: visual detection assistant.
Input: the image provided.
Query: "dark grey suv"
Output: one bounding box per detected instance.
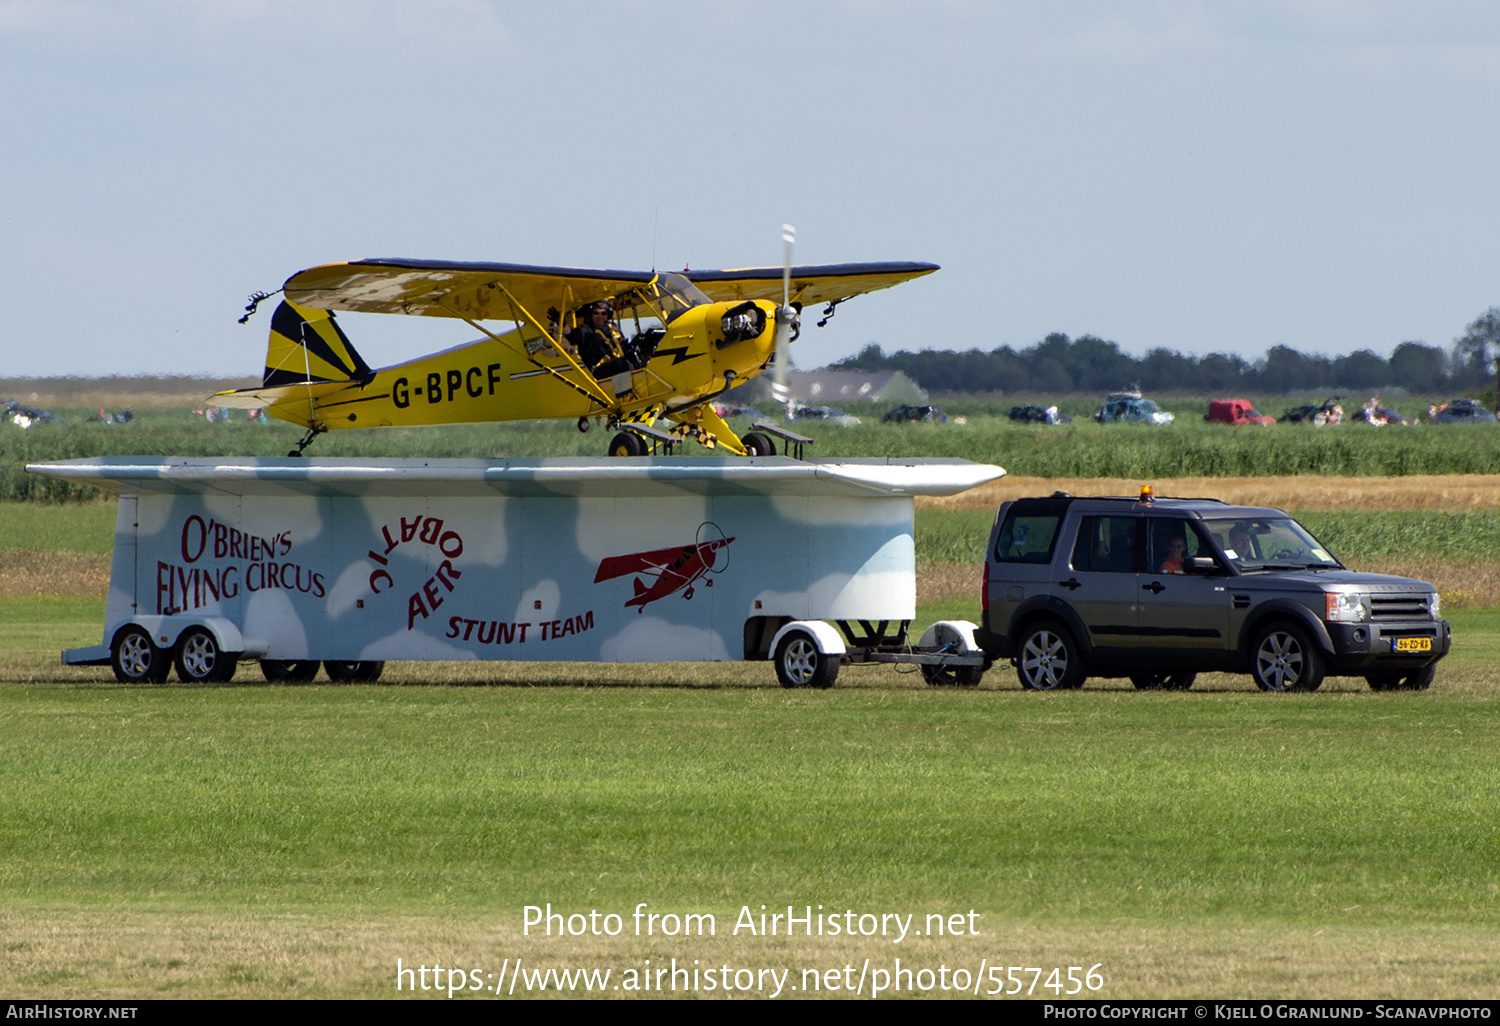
[975,492,1449,692]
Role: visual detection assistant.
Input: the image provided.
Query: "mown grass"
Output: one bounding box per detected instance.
[1,599,1498,998]
[10,400,1500,501]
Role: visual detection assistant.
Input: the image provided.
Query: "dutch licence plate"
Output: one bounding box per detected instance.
[1392,637,1432,653]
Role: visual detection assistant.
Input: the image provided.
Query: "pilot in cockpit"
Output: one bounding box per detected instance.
[565,300,633,378]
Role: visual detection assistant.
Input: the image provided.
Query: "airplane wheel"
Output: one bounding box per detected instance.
[324,660,384,683]
[577,417,591,433]
[742,431,776,457]
[608,432,647,457]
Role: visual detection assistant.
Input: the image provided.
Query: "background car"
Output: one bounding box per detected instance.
[1009,404,1072,425]
[1095,391,1174,425]
[1281,397,1344,425]
[881,404,947,424]
[1206,399,1275,426]
[1431,398,1496,423]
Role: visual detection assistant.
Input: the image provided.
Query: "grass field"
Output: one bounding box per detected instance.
[3,483,1500,998]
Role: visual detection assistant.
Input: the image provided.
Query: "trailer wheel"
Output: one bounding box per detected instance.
[261,660,319,683]
[774,630,838,689]
[608,432,646,457]
[111,626,169,684]
[173,628,236,683]
[324,660,384,683]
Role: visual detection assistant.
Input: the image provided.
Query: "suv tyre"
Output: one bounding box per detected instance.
[1251,622,1325,692]
[1015,620,1086,691]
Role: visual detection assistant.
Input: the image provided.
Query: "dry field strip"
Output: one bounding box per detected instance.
[919,473,1500,512]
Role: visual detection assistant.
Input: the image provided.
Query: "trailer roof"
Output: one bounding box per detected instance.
[26,456,1005,499]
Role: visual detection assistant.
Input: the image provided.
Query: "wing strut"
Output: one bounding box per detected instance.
[434,286,617,410]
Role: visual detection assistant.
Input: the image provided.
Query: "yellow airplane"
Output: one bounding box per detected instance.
[217,239,937,457]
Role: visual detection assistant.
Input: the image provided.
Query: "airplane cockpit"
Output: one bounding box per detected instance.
[608,272,713,367]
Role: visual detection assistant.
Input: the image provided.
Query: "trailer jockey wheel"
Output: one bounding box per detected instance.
[111,625,169,684]
[173,628,236,683]
[774,629,839,689]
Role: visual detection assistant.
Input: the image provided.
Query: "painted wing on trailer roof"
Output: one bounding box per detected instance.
[685,261,939,306]
[282,259,658,320]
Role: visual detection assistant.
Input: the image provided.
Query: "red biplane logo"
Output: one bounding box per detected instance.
[594,523,733,612]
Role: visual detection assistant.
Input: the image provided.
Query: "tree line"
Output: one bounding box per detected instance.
[829,309,1500,396]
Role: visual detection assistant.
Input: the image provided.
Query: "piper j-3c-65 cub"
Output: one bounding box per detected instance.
[217,230,937,457]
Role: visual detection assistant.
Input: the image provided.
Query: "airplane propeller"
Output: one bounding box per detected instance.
[771,223,798,417]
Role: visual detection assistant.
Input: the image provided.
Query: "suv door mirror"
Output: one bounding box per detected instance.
[1185,556,1220,575]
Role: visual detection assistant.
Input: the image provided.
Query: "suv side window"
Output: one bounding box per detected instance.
[993,502,1066,564]
[1147,517,1210,574]
[1071,516,1142,573]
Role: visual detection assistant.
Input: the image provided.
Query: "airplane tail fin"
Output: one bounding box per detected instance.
[262,300,374,388]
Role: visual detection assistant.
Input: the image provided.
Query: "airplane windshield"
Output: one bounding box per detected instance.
[618,272,709,325]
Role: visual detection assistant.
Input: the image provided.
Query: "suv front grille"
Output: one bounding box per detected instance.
[1369,595,1432,622]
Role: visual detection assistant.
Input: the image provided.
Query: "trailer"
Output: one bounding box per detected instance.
[27,456,1004,688]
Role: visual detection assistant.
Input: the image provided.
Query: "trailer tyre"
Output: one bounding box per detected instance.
[324,660,384,683]
[261,660,319,683]
[774,630,838,689]
[111,626,169,684]
[173,628,236,683]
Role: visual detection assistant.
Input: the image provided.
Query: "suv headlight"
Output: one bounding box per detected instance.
[1429,592,1441,620]
[1325,592,1370,623]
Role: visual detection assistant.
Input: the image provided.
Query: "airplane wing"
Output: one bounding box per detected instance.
[283,259,658,321]
[686,261,939,307]
[593,544,695,583]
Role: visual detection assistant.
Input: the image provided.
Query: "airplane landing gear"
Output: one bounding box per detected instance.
[288,425,326,458]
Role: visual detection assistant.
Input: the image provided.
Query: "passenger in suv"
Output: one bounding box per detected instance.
[976,491,1449,692]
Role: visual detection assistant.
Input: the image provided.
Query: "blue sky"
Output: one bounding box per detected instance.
[4,1,1499,376]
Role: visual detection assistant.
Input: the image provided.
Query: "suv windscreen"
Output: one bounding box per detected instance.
[1202,517,1341,570]
[994,502,1066,564]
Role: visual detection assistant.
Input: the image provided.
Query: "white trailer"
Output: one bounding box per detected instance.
[27,456,1004,687]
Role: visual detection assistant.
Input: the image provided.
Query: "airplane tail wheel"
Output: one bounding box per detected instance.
[577,417,591,433]
[742,431,776,457]
[608,432,647,457]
